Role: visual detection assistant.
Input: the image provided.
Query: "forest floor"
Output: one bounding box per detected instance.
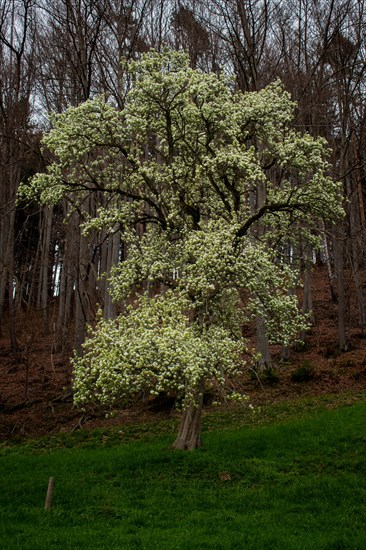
[1,267,366,441]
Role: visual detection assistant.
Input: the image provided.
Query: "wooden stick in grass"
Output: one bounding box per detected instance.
[44,477,55,511]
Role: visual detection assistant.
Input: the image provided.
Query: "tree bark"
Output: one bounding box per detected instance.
[322,229,337,303]
[256,315,271,369]
[334,225,348,351]
[172,388,203,450]
[55,206,78,355]
[37,207,53,334]
[103,226,120,320]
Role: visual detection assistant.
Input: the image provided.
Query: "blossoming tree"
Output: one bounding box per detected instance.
[19,49,343,449]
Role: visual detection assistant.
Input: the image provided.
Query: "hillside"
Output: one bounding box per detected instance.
[1,266,365,441]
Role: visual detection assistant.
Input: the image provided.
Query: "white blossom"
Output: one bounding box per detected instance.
[18,49,343,412]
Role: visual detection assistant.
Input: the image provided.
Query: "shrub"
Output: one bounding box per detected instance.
[291,362,315,383]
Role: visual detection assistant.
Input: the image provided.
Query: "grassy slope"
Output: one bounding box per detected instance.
[0,394,365,549]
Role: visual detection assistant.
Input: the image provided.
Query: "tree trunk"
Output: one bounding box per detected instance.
[347,177,366,330]
[55,205,78,355]
[37,207,53,334]
[8,269,18,354]
[103,227,120,320]
[350,239,365,330]
[172,389,203,450]
[334,225,348,351]
[1,208,18,352]
[300,246,315,343]
[256,316,271,369]
[322,229,337,303]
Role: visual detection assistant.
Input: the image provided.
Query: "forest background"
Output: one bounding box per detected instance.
[1,0,366,439]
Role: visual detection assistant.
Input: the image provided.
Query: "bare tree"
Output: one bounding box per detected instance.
[0,0,38,350]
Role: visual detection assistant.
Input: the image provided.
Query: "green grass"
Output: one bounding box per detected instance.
[0,395,365,549]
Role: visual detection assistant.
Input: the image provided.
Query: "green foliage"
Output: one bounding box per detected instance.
[18,49,343,414]
[0,400,365,549]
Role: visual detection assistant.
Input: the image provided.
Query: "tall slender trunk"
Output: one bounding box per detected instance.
[300,266,314,343]
[253,169,272,367]
[334,225,348,351]
[350,239,365,330]
[322,227,337,303]
[55,208,78,355]
[1,206,18,352]
[8,270,18,353]
[256,316,271,369]
[75,225,98,354]
[0,261,7,338]
[7,217,18,353]
[300,245,315,343]
[37,207,53,334]
[347,177,365,330]
[103,227,120,320]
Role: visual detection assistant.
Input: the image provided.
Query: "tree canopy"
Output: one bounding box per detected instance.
[19,49,343,449]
